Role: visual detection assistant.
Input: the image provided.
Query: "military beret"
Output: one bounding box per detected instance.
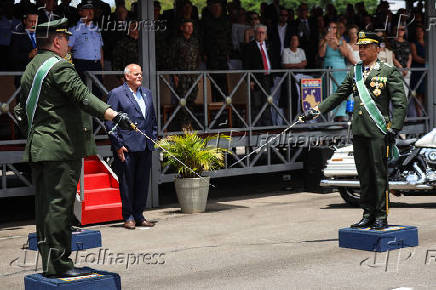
[357,31,381,45]
[35,18,72,36]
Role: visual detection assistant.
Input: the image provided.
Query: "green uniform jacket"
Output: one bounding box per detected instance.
[318,60,408,137]
[17,50,110,162]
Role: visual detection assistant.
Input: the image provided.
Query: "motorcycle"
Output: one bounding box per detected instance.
[320,128,436,206]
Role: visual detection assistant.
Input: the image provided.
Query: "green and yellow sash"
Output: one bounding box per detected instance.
[25,56,60,136]
[354,63,399,159]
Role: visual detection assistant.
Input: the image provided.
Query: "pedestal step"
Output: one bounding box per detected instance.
[339,225,418,252]
[24,267,121,290]
[27,229,102,251]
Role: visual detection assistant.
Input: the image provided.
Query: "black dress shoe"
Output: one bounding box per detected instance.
[350,217,374,228]
[45,267,92,278]
[371,219,388,230]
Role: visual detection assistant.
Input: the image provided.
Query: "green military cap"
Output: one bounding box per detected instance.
[35,18,72,36]
[357,31,381,45]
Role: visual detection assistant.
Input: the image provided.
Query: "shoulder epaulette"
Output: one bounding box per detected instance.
[380,60,393,68]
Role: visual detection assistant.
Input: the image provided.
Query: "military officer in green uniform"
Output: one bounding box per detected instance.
[301,32,407,230]
[14,18,133,277]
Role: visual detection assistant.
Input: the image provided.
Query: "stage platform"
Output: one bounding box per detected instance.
[339,225,418,252]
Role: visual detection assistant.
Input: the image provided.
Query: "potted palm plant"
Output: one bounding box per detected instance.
[155,130,230,213]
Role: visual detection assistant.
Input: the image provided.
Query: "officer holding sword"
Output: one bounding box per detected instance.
[15,18,133,278]
[301,31,408,230]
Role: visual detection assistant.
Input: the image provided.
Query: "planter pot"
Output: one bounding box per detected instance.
[174,177,210,213]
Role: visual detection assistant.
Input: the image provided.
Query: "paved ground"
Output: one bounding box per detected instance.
[1,185,436,289]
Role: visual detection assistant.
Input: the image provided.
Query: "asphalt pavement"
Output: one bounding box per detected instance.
[1,178,436,289]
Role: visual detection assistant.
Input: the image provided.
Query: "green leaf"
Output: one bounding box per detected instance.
[155,130,231,178]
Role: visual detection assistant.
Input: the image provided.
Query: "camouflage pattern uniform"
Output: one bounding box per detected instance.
[155,25,170,71]
[112,36,138,72]
[200,15,232,101]
[170,34,200,130]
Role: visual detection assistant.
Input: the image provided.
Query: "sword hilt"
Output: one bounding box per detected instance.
[130,122,138,131]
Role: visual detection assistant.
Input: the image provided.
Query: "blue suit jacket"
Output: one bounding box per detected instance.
[105,83,157,152]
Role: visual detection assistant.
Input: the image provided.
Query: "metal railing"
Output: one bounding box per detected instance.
[0,67,431,201]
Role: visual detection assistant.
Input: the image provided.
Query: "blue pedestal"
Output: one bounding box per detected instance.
[24,267,120,290]
[339,225,418,252]
[28,229,102,251]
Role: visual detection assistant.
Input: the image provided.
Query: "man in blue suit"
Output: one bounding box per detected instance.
[105,64,157,230]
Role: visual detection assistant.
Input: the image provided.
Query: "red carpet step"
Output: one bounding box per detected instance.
[74,156,122,225]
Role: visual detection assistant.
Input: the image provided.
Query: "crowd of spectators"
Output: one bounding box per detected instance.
[0,0,428,121]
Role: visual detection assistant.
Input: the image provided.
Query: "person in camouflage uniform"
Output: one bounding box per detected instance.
[154,0,170,70]
[200,0,231,102]
[170,18,200,130]
[112,21,139,72]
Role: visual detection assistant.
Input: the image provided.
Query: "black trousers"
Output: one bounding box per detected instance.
[113,150,152,222]
[353,135,388,220]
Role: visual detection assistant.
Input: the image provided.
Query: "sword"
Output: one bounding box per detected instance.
[108,122,214,187]
[229,118,303,168]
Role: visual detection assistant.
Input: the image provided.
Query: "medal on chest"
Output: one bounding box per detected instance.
[370,76,387,97]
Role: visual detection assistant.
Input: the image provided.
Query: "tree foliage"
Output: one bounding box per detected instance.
[156,0,379,15]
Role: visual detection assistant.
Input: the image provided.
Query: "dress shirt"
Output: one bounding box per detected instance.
[256,41,271,71]
[68,20,103,60]
[129,86,146,118]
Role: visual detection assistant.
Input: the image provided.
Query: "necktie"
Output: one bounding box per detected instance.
[259,43,269,74]
[29,32,36,48]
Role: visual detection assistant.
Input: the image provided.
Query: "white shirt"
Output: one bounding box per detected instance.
[281,47,306,65]
[277,23,287,55]
[256,41,271,71]
[129,87,146,118]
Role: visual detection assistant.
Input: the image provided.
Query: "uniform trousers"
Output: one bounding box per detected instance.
[32,159,81,276]
[353,135,388,220]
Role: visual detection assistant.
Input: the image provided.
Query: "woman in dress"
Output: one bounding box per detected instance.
[318,21,352,121]
[345,25,360,66]
[244,12,260,43]
[391,25,412,115]
[410,25,426,117]
[280,35,307,118]
[376,31,394,65]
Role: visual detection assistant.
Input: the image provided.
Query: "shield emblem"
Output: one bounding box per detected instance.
[301,78,322,112]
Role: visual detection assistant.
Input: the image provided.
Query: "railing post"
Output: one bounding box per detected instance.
[325,68,331,121]
[288,71,292,122]
[247,72,252,167]
[426,0,436,128]
[203,72,208,131]
[139,0,159,208]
